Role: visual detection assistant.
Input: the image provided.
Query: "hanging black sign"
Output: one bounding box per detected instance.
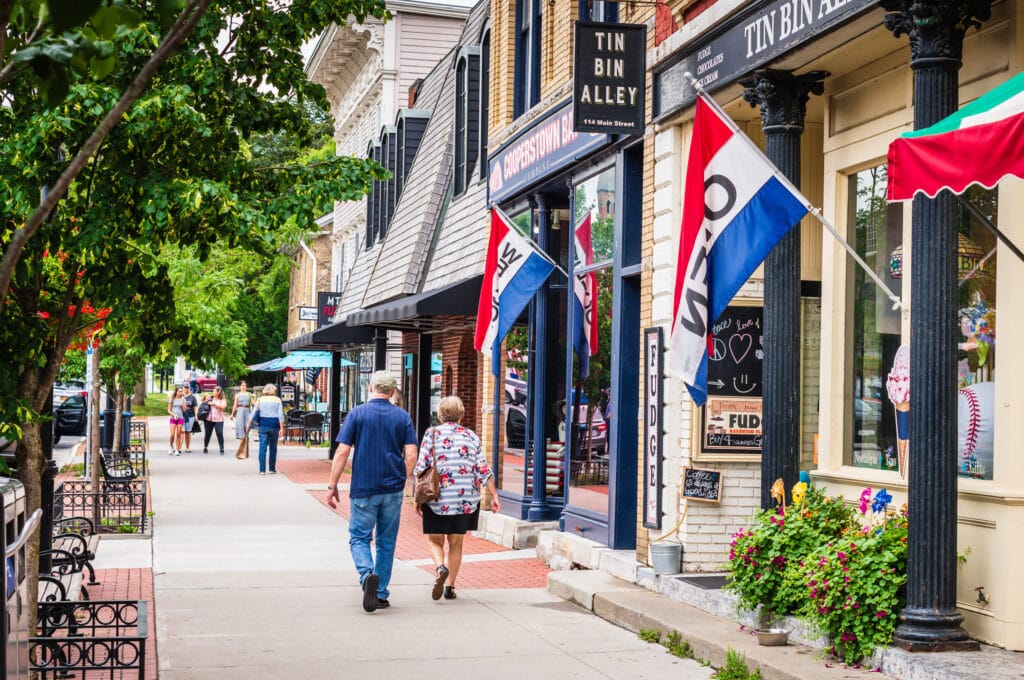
[652,0,876,121]
[573,22,646,135]
[317,291,343,329]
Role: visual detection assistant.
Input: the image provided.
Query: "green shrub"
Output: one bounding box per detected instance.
[726,486,855,620]
[638,628,661,643]
[799,506,908,665]
[712,648,761,680]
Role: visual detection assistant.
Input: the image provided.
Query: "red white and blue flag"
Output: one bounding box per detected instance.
[475,208,556,374]
[572,213,598,380]
[669,94,811,405]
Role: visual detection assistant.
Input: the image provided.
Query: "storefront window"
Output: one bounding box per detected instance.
[500,327,530,494]
[956,186,997,480]
[848,165,902,471]
[567,167,615,513]
[429,351,443,424]
[498,210,534,495]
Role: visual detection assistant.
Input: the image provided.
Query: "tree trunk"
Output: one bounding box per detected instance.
[14,376,46,638]
[132,379,147,407]
[89,343,101,528]
[112,383,124,454]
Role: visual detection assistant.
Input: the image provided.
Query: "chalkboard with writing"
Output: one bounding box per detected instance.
[701,304,764,454]
[683,467,723,503]
[707,305,763,398]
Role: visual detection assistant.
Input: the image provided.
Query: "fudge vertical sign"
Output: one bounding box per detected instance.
[574,22,646,135]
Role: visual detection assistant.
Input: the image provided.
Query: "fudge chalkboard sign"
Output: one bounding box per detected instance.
[683,467,723,503]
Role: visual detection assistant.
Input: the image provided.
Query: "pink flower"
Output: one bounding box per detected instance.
[860,487,873,514]
[875,611,887,619]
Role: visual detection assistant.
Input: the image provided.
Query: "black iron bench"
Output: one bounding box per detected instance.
[47,517,99,587]
[99,449,138,490]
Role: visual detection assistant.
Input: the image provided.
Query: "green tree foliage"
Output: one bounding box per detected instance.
[0,0,389,613]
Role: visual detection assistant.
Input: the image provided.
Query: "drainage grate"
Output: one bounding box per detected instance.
[674,574,729,590]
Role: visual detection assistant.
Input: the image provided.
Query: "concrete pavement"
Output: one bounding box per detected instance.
[120,416,718,679]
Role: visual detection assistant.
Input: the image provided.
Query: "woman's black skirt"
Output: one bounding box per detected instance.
[422,505,480,535]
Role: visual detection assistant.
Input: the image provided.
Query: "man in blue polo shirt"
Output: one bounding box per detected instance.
[327,371,418,613]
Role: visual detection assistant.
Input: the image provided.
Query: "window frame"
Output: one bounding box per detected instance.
[454,46,482,196]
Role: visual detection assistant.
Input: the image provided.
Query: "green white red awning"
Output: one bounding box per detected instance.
[887,71,1024,201]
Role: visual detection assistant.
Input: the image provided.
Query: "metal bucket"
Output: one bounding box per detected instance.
[649,541,682,575]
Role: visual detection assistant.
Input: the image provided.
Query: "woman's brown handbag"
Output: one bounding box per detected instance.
[235,437,249,460]
[414,428,440,505]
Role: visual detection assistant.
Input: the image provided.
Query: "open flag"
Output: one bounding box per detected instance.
[888,71,1024,201]
[668,94,811,405]
[475,208,556,374]
[572,213,598,380]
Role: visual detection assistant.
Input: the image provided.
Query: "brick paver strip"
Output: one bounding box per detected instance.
[92,567,158,679]
[307,478,550,590]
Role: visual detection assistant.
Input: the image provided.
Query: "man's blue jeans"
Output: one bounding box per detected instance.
[257,428,279,473]
[348,491,403,600]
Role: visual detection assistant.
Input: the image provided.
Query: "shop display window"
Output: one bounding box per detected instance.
[567,168,615,513]
[847,164,903,471]
[955,186,997,480]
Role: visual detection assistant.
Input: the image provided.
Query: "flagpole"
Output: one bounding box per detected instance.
[494,205,569,278]
[682,71,904,312]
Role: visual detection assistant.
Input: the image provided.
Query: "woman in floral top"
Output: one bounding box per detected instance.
[414,396,500,601]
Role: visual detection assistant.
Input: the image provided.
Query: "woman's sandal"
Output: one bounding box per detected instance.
[432,565,449,601]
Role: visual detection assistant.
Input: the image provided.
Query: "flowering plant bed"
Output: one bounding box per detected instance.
[726,483,907,664]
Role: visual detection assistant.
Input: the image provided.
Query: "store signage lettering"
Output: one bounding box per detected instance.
[643,327,664,529]
[298,306,318,321]
[574,22,646,135]
[317,291,343,329]
[488,101,607,205]
[652,0,875,120]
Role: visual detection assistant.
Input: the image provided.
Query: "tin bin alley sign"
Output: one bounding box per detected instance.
[574,22,646,135]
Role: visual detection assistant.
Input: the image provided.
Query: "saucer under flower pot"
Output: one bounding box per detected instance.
[755,628,790,646]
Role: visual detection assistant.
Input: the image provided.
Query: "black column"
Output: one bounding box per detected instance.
[526,195,553,521]
[415,333,433,441]
[740,69,826,509]
[374,328,388,371]
[328,351,341,459]
[881,0,990,651]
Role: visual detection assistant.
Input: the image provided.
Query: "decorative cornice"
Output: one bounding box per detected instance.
[879,0,993,66]
[740,69,828,134]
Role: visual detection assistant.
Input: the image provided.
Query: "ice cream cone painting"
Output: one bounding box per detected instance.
[886,345,910,479]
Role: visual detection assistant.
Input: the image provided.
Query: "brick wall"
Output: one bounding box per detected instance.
[439,330,480,432]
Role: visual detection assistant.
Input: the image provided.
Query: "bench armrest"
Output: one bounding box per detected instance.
[39,549,80,576]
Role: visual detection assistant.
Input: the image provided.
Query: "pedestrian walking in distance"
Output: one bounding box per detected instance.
[247,384,284,475]
[167,386,185,456]
[414,396,500,601]
[231,381,253,440]
[181,384,199,454]
[201,386,228,455]
[327,371,418,613]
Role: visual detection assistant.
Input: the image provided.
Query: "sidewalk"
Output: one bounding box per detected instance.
[110,417,720,679]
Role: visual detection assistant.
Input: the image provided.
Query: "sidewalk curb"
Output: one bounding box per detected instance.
[548,570,890,680]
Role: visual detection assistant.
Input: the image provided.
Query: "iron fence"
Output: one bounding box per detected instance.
[54,480,148,535]
[32,600,147,679]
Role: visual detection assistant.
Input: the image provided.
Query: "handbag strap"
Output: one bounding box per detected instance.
[430,426,438,470]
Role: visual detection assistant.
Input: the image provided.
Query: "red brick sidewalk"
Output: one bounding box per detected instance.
[278,459,550,589]
[91,567,157,679]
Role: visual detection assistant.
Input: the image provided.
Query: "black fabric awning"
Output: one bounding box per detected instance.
[347,275,482,330]
[282,320,379,352]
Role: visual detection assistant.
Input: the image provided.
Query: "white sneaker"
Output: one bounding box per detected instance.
[169,448,174,455]
[174,450,181,456]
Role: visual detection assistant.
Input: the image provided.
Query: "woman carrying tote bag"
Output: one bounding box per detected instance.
[412,396,500,602]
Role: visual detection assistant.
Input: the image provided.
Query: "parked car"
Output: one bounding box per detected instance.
[505,377,527,405]
[53,379,87,404]
[504,399,608,457]
[54,394,88,438]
